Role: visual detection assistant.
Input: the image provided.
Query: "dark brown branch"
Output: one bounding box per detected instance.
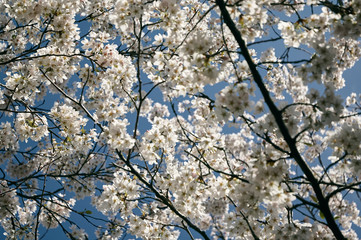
[215,1,346,239]
[116,150,211,240]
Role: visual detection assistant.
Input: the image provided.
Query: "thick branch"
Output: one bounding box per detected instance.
[215,1,345,239]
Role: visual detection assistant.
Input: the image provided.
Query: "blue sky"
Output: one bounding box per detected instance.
[37,45,361,240]
[1,2,361,240]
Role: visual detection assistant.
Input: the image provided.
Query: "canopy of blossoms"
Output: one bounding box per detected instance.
[0,0,361,239]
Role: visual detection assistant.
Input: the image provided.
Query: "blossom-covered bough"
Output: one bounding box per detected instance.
[0,0,361,239]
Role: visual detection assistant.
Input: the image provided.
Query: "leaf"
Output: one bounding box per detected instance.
[266,159,276,166]
[319,211,325,219]
[26,119,37,128]
[310,195,318,203]
[238,14,244,27]
[85,210,92,214]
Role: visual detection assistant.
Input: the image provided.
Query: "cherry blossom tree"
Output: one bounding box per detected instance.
[1,0,361,239]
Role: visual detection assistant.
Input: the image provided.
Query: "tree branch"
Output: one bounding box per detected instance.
[215,1,346,239]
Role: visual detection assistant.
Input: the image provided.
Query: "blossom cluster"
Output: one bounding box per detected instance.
[0,0,361,239]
